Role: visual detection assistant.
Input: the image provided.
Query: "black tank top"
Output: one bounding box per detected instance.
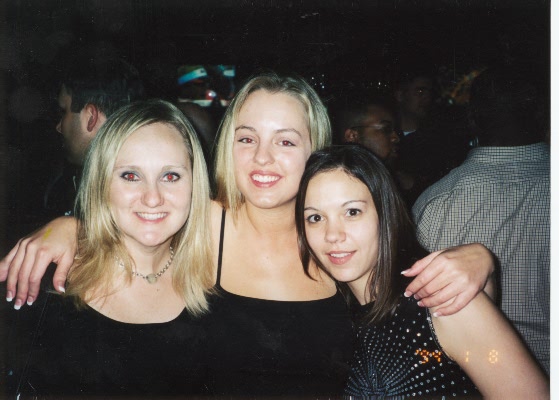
[205,209,354,397]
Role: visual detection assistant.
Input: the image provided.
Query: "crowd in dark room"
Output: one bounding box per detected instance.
[0,0,551,396]
[1,2,549,250]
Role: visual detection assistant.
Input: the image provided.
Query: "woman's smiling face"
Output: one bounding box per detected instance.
[232,89,313,210]
[109,122,192,252]
[303,169,380,301]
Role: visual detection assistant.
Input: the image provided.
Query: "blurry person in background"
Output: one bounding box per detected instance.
[46,47,144,218]
[393,66,468,208]
[332,92,400,167]
[413,67,550,373]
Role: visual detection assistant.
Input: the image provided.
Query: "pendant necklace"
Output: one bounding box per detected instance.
[124,246,174,284]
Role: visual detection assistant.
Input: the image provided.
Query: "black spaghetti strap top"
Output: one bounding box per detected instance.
[205,209,353,397]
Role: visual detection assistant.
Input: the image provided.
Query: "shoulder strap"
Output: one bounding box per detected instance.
[216,208,226,286]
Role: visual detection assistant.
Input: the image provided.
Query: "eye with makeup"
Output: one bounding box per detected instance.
[346,208,362,218]
[304,213,323,224]
[279,139,295,147]
[237,137,255,144]
[162,172,181,182]
[120,171,139,182]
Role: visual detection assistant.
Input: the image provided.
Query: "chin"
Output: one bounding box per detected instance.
[246,196,291,210]
[321,267,355,284]
[135,234,173,248]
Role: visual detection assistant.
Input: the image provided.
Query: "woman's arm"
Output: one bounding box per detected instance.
[401,243,495,316]
[0,217,79,309]
[432,292,549,399]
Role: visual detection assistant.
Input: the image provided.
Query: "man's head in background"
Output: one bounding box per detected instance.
[332,93,400,164]
[394,66,436,133]
[468,67,546,147]
[56,47,144,166]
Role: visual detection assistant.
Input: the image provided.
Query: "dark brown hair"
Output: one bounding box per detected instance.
[296,145,424,323]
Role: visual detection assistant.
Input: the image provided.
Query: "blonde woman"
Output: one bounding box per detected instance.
[205,72,493,396]
[8,100,213,397]
[3,73,495,397]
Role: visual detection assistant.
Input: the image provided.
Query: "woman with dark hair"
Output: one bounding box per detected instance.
[296,145,549,399]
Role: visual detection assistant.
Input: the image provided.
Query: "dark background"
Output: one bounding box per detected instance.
[0,1,552,396]
[0,0,550,251]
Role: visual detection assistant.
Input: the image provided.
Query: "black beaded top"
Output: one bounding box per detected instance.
[345,295,480,399]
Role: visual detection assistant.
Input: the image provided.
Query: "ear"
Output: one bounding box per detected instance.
[83,104,106,133]
[344,128,359,143]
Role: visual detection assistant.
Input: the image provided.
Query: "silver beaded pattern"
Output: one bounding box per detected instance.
[345,295,479,398]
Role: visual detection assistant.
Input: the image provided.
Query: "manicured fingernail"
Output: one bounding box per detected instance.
[401,269,410,275]
[404,291,412,297]
[6,292,13,302]
[432,311,441,318]
[14,301,22,310]
[413,294,419,300]
[57,286,66,293]
[417,301,424,307]
[27,297,34,306]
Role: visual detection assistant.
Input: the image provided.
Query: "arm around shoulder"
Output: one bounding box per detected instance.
[431,292,549,399]
[403,243,496,315]
[0,216,79,309]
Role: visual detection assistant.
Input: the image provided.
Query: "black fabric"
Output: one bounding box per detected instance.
[205,209,354,398]
[345,295,480,398]
[43,162,80,218]
[7,292,209,399]
[396,127,469,208]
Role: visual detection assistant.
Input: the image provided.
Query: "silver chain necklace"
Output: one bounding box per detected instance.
[124,246,175,284]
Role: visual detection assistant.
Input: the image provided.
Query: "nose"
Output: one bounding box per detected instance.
[56,120,62,134]
[142,182,164,208]
[254,141,274,165]
[389,130,400,143]
[325,220,346,244]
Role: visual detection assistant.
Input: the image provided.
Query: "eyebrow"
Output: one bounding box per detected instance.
[235,125,303,138]
[113,164,189,171]
[343,200,367,206]
[304,199,367,211]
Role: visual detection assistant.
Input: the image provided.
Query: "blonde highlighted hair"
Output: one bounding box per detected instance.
[68,99,214,316]
[214,71,332,212]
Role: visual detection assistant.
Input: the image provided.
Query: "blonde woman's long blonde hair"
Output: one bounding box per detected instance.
[214,71,332,213]
[68,99,214,316]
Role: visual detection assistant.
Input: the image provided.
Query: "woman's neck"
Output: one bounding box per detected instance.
[239,201,297,237]
[124,240,174,275]
[348,276,375,306]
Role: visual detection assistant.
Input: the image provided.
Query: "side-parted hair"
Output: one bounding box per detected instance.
[296,145,423,323]
[69,99,213,316]
[214,71,332,212]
